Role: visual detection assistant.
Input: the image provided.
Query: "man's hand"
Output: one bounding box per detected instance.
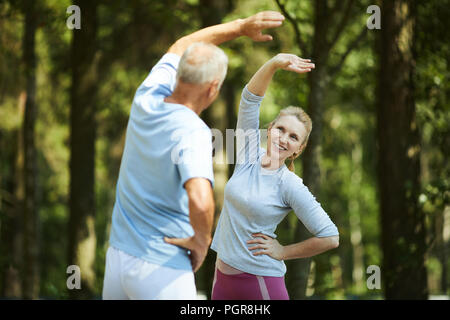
[168,11,285,56]
[240,11,285,42]
[164,234,211,272]
[164,177,214,272]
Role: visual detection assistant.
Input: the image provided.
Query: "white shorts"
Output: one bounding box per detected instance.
[102,246,197,300]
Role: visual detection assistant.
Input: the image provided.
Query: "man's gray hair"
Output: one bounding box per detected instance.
[177,42,228,87]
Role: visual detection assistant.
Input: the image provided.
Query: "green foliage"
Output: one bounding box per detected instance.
[0,0,448,299]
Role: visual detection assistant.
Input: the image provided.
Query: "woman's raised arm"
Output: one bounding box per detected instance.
[247,53,315,97]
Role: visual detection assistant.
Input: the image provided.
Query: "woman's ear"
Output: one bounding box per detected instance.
[291,145,305,159]
[297,143,306,155]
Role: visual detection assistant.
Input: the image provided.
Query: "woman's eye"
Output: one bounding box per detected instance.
[291,135,298,140]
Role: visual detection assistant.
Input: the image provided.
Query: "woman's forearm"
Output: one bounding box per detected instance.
[281,235,339,260]
[247,59,278,96]
[246,54,315,97]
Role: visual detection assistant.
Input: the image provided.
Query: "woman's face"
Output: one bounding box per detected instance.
[267,115,307,161]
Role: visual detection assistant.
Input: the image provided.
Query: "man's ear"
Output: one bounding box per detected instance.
[207,80,220,99]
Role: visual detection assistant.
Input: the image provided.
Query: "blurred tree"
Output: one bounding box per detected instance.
[0,97,24,299]
[68,0,98,299]
[0,0,446,300]
[415,0,450,296]
[21,0,40,300]
[0,1,25,298]
[376,0,428,299]
[275,0,369,299]
[196,0,237,299]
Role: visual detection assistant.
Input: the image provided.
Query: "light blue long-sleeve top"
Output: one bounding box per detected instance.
[210,85,339,277]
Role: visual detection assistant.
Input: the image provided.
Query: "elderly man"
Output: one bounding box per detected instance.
[102,11,285,300]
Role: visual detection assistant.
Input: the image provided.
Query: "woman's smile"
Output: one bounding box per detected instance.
[273,141,288,151]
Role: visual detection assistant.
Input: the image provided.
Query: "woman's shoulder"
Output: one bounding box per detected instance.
[281,168,303,184]
[280,169,306,195]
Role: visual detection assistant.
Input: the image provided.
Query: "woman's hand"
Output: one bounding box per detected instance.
[247,53,314,96]
[270,53,315,74]
[247,233,285,261]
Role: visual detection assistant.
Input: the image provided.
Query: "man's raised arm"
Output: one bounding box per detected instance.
[167,11,285,56]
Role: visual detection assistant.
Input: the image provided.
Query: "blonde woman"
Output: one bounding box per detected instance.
[210,54,339,300]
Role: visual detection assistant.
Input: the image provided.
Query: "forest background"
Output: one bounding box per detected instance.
[0,0,448,299]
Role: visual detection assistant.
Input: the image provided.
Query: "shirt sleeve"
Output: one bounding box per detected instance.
[175,127,215,189]
[281,172,339,238]
[136,53,180,99]
[235,85,265,166]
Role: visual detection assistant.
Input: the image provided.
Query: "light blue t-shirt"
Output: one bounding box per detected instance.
[109,53,214,270]
[211,86,339,277]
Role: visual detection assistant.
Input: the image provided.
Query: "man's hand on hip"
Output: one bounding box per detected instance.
[164,234,211,272]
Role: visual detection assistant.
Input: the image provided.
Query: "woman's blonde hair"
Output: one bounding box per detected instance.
[268,106,312,172]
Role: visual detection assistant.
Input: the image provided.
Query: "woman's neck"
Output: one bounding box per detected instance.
[261,152,285,171]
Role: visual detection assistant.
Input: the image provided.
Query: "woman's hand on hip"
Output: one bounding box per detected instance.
[247,233,285,261]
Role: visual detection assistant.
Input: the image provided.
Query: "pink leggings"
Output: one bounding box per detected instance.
[211,267,289,300]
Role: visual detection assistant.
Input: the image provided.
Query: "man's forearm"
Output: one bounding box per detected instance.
[167,11,285,56]
[186,178,215,244]
[189,199,214,244]
[168,19,244,56]
[281,236,339,260]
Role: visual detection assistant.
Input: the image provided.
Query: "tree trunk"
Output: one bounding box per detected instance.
[289,65,328,299]
[68,0,98,299]
[376,0,427,299]
[349,146,365,292]
[22,0,40,300]
[196,0,235,299]
[435,207,448,294]
[336,202,353,292]
[288,1,330,298]
[0,92,27,298]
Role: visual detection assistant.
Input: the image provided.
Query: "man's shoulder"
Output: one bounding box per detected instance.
[158,52,181,67]
[170,106,209,129]
[134,53,181,99]
[155,104,209,139]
